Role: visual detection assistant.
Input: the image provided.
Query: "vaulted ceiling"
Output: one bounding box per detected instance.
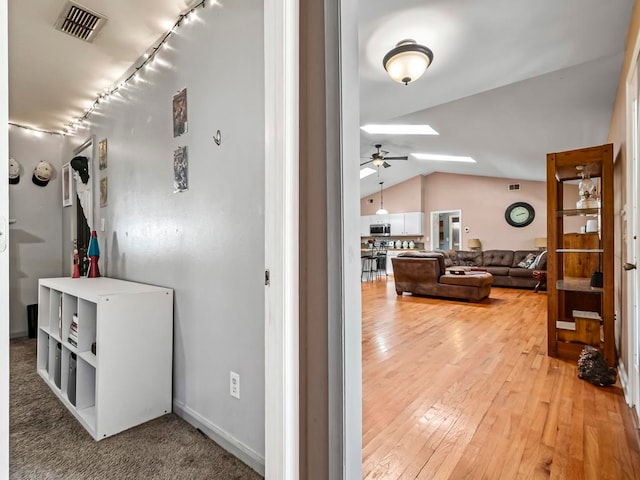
[358,0,634,196]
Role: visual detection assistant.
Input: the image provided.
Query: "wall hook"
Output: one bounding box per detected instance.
[213,130,222,146]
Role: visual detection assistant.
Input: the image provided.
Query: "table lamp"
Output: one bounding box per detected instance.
[468,238,481,251]
[534,237,547,250]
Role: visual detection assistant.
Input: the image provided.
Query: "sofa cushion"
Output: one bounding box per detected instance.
[483,250,514,267]
[456,250,483,267]
[509,267,536,278]
[398,251,445,274]
[440,272,493,288]
[435,249,457,267]
[484,266,510,276]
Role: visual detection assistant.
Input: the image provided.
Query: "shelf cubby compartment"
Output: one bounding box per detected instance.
[60,345,72,400]
[48,339,63,391]
[38,285,51,331]
[36,330,49,376]
[48,289,62,340]
[60,293,78,347]
[77,299,97,355]
[76,357,96,434]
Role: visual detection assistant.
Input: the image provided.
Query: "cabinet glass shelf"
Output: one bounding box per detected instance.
[556,249,604,253]
[556,278,603,293]
[556,208,600,217]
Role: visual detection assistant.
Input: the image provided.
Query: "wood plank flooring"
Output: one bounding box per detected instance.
[362,279,640,479]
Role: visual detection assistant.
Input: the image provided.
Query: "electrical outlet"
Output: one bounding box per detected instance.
[230,371,240,399]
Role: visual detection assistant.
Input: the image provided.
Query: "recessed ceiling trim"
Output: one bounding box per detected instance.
[54,1,107,43]
[412,153,476,163]
[361,124,439,135]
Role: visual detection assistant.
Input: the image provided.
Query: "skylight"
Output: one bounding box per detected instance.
[360,124,439,135]
[411,153,476,163]
[360,167,376,179]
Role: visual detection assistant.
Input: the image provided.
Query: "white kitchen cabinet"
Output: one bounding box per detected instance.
[369,213,389,224]
[360,215,372,237]
[388,214,405,236]
[403,212,424,235]
[36,277,173,440]
[388,212,424,236]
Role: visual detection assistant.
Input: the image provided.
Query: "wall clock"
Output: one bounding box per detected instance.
[505,202,535,227]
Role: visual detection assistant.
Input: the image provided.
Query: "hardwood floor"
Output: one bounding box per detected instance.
[362,279,640,479]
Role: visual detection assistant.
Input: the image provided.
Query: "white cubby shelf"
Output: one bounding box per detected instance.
[36,277,174,440]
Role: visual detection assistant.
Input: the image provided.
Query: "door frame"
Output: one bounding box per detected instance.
[619,44,640,418]
[264,0,300,477]
[1,0,9,475]
[624,45,640,419]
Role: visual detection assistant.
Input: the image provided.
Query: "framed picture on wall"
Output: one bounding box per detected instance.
[62,162,73,207]
[98,139,107,170]
[172,88,188,137]
[100,177,108,207]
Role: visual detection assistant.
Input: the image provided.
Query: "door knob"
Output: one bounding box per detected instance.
[623,262,637,271]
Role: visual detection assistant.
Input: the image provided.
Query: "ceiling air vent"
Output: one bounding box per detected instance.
[508,183,521,192]
[54,1,107,43]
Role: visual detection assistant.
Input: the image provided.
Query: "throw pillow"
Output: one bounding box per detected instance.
[518,253,537,268]
[530,250,547,270]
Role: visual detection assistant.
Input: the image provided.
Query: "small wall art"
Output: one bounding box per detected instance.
[100,177,108,207]
[172,88,188,137]
[98,139,108,170]
[62,162,73,207]
[173,146,188,193]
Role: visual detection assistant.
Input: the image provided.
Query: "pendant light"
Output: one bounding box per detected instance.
[383,39,434,85]
[376,181,388,215]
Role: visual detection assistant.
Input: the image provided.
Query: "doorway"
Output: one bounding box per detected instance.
[430,210,463,250]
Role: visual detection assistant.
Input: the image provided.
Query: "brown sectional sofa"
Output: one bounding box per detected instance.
[436,249,547,289]
[391,252,493,302]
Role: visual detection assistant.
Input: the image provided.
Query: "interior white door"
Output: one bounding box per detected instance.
[631,61,640,420]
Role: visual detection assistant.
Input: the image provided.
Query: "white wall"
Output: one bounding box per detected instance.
[8,126,64,337]
[61,1,265,471]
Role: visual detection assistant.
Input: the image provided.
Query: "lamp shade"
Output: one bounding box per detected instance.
[534,237,547,249]
[383,39,433,85]
[467,238,481,249]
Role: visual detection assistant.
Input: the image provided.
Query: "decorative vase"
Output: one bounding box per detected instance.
[87,230,101,278]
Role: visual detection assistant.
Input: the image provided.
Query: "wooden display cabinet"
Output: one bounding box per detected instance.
[546,143,615,366]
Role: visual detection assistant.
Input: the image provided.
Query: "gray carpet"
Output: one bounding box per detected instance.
[9,338,263,480]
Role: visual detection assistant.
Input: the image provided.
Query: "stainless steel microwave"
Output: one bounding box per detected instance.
[370,223,391,236]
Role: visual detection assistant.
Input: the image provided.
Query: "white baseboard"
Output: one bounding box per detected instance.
[173,399,265,476]
[10,330,27,339]
[618,358,631,405]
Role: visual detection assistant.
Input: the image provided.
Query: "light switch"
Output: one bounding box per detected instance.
[100,218,105,232]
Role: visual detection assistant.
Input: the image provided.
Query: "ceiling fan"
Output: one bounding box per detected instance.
[360,144,408,168]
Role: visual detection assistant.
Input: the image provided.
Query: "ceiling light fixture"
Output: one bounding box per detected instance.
[412,153,476,163]
[383,39,434,85]
[376,182,388,215]
[360,124,439,135]
[360,167,376,179]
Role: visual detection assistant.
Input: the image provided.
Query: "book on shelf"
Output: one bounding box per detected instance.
[68,313,79,347]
